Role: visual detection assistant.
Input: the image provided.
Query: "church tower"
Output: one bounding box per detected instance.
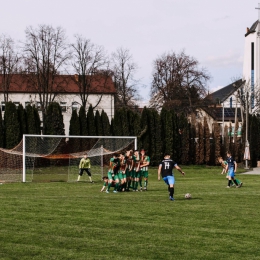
[243,4,260,110]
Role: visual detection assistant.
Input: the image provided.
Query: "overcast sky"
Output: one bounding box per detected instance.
[1,0,259,103]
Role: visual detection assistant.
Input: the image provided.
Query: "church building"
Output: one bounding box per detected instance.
[201,4,260,135]
[243,3,260,112]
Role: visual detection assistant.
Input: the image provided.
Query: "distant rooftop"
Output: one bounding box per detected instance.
[202,107,242,122]
[205,79,243,104]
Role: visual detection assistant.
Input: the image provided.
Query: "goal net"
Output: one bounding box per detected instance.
[0,135,137,183]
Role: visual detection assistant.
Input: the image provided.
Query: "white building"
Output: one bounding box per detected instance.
[243,3,260,112]
[201,5,260,133]
[0,74,116,135]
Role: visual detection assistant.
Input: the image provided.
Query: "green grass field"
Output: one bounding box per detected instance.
[0,166,260,260]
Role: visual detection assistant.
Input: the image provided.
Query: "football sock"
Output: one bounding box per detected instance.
[139,180,142,188]
[236,179,241,184]
[127,180,130,189]
[107,183,111,191]
[89,176,92,182]
[233,179,238,186]
[170,187,174,197]
[77,175,81,181]
[115,183,119,191]
[228,180,232,186]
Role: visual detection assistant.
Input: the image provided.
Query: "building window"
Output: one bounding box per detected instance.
[37,102,41,111]
[72,102,78,112]
[230,97,232,108]
[1,102,5,112]
[25,102,31,107]
[60,102,67,112]
[14,102,20,108]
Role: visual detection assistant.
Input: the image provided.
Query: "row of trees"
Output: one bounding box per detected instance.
[0,25,142,134]
[0,24,212,134]
[1,101,259,166]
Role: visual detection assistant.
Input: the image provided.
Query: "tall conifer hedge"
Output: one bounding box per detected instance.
[4,102,21,149]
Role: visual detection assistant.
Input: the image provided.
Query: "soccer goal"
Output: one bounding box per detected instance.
[0,135,137,183]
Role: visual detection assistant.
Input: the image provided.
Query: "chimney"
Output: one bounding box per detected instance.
[246,27,250,33]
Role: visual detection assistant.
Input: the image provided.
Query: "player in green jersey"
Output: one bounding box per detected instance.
[77,154,93,182]
[106,153,120,193]
[125,150,134,191]
[140,149,150,191]
[133,150,141,191]
[118,153,127,191]
[100,176,116,192]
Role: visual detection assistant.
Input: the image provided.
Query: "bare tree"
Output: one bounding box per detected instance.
[0,35,21,102]
[22,24,70,134]
[150,50,211,113]
[111,47,139,108]
[71,35,110,109]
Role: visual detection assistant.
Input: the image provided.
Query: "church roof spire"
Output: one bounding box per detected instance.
[255,3,260,22]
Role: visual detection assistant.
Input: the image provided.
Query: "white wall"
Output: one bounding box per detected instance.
[222,90,242,108]
[243,32,255,83]
[0,93,115,135]
[242,22,260,112]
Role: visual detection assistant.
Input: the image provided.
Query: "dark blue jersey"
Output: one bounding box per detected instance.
[160,158,177,178]
[226,156,236,168]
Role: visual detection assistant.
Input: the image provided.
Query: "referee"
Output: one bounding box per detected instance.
[158,153,185,201]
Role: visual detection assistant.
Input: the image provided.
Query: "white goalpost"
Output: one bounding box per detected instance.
[0,135,137,183]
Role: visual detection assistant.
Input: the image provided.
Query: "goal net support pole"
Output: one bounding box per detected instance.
[23,134,26,182]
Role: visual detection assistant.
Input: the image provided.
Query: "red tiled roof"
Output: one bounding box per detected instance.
[0,74,116,94]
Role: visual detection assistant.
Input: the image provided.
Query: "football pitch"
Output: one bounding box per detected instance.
[0,166,260,260]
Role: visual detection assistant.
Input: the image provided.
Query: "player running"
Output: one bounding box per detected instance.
[225,151,242,188]
[218,156,242,187]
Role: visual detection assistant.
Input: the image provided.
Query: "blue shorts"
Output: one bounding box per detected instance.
[163,176,175,185]
[228,168,235,178]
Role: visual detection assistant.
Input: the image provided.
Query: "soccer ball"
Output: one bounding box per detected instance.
[185,193,192,199]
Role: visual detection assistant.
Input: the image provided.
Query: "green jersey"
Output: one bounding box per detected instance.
[140,155,150,171]
[133,155,139,170]
[221,160,228,169]
[110,157,120,174]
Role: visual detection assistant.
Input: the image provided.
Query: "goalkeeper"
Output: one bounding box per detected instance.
[77,154,93,183]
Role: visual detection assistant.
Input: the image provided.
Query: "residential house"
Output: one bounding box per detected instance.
[197,79,244,137]
[0,74,116,135]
